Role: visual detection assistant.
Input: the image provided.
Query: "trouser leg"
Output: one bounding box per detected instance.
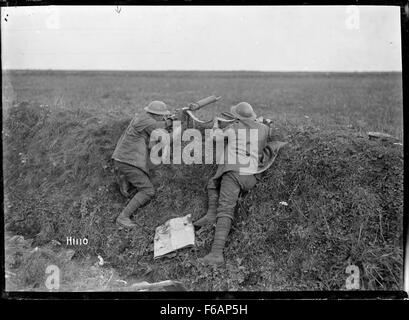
[114,162,155,228]
[114,161,130,198]
[201,172,257,265]
[194,178,220,227]
[201,172,240,265]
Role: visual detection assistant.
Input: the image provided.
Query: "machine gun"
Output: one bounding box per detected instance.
[170,95,287,174]
[171,95,236,128]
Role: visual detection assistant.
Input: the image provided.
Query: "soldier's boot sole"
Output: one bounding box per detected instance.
[116,216,137,228]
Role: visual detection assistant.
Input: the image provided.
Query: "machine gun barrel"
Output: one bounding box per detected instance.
[170,95,223,128]
[188,95,221,111]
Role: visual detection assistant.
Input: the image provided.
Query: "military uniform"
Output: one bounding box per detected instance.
[207,119,269,220]
[112,112,169,195]
[113,101,172,228]
[194,102,270,266]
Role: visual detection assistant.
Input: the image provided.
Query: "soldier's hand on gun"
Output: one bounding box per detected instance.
[257,116,272,125]
[164,117,173,128]
[168,108,188,131]
[174,108,188,123]
[212,117,220,130]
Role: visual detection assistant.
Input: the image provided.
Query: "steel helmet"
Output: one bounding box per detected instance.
[144,101,171,115]
[230,102,257,120]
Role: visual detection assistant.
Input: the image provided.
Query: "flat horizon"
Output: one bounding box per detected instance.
[2,69,402,74]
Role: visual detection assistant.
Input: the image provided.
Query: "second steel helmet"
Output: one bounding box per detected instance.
[230,102,257,120]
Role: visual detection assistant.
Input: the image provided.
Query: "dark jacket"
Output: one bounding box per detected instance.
[112,112,168,175]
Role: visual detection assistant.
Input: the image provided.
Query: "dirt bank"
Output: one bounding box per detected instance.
[4,102,403,291]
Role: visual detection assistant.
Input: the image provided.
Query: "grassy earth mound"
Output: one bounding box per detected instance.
[4,102,403,290]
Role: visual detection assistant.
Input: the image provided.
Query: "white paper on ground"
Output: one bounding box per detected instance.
[154,214,195,259]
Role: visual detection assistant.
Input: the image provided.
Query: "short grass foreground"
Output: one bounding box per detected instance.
[3,71,403,291]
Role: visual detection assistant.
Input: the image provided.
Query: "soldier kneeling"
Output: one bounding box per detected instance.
[112,101,181,228]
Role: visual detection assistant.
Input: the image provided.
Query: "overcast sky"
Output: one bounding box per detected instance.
[1,6,402,71]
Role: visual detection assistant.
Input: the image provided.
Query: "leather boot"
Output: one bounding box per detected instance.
[200,217,232,266]
[116,192,152,228]
[194,189,218,227]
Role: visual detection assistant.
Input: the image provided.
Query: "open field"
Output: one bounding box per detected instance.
[3,71,403,139]
[3,71,404,291]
